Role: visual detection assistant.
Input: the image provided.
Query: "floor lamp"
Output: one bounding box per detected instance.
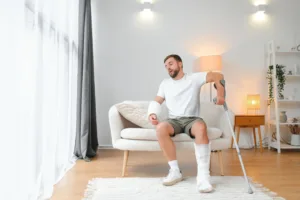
[194,55,222,102]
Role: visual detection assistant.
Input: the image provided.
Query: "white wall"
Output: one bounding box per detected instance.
[91,0,300,147]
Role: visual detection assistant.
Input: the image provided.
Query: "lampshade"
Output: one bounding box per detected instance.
[247,94,260,110]
[194,55,222,72]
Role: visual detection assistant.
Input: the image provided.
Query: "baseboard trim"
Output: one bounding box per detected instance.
[98,145,113,149]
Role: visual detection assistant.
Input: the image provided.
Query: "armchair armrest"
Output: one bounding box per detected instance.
[108,105,140,147]
[219,109,235,139]
[108,105,125,147]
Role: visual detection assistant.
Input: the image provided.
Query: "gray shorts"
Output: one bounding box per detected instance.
[162,117,206,139]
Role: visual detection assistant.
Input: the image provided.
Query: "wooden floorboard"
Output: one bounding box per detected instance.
[51,148,300,200]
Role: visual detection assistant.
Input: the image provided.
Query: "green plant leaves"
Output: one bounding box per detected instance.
[266,64,286,105]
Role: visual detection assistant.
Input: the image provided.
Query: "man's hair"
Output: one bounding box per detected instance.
[164,54,182,64]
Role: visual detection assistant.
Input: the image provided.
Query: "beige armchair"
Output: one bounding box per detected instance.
[108,101,235,177]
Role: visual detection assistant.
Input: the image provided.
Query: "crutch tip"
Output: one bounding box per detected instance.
[248,187,254,194]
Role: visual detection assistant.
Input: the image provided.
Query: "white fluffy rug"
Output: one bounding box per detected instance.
[83,176,285,200]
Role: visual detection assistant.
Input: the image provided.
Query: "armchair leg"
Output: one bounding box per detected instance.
[218,150,224,176]
[209,152,212,172]
[122,150,129,177]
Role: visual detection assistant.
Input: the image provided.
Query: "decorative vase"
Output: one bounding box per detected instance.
[291,134,300,146]
[280,111,287,123]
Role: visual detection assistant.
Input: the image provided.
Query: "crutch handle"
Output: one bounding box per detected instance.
[213,80,228,110]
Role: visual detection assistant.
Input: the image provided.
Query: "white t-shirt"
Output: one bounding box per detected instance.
[157,72,207,118]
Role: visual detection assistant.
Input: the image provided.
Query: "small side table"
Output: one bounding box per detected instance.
[231,115,265,152]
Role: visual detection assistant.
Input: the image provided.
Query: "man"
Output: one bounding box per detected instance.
[147,54,225,193]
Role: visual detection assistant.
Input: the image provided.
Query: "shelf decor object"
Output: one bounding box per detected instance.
[289,118,300,146]
[279,111,287,123]
[266,40,300,153]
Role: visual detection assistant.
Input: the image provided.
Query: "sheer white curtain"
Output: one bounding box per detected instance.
[1,0,79,199]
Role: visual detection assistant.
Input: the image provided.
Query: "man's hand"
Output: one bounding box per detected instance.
[216,96,225,105]
[149,114,159,125]
[206,72,225,105]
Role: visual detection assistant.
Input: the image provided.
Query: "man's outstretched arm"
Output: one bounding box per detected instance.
[206,72,225,105]
[154,96,165,105]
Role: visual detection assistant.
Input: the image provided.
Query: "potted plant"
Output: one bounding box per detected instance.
[289,118,300,146]
[266,64,286,105]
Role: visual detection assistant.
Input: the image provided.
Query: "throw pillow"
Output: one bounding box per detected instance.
[115,101,168,129]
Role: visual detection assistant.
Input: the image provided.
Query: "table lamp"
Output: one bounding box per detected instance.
[247,94,260,115]
[194,55,222,102]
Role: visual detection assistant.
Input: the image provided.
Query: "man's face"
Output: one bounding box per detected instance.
[164,57,181,78]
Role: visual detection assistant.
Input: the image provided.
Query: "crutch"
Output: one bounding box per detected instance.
[213,80,253,194]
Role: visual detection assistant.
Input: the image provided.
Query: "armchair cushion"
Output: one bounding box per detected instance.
[121,127,223,141]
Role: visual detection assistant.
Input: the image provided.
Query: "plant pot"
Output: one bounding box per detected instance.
[291,134,300,146]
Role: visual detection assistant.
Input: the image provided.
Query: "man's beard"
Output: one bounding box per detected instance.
[169,68,179,78]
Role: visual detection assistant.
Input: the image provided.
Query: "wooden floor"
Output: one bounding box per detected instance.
[51,148,300,200]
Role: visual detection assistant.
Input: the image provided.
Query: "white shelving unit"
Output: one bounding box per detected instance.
[266,40,300,153]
